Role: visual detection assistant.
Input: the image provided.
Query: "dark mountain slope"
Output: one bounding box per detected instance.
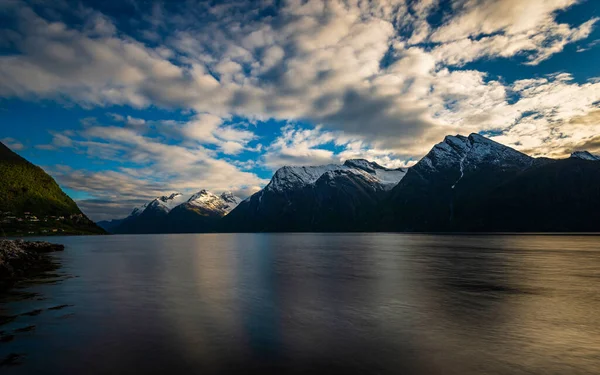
[471,158,600,232]
[310,170,387,231]
[112,206,170,234]
[0,142,80,215]
[222,161,405,232]
[383,134,533,231]
[97,219,124,232]
[0,142,105,235]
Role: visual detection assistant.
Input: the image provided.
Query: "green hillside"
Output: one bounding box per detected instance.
[0,142,105,236]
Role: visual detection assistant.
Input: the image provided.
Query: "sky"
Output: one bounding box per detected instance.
[1,0,600,221]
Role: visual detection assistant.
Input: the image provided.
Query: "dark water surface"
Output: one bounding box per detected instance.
[1,233,600,374]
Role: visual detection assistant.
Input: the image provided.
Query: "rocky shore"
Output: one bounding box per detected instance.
[0,240,64,290]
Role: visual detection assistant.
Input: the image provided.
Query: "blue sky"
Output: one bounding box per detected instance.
[1,0,600,220]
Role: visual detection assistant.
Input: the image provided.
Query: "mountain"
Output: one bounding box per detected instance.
[96,219,124,232]
[383,133,600,232]
[111,190,241,234]
[111,193,184,234]
[571,151,600,161]
[383,134,534,231]
[223,159,407,232]
[101,134,600,234]
[167,190,241,233]
[0,142,105,235]
[471,157,600,231]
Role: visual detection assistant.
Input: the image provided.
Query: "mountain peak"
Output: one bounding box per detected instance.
[267,160,408,193]
[188,190,210,201]
[186,190,241,215]
[443,134,469,144]
[571,151,600,161]
[422,133,532,174]
[468,132,492,142]
[160,193,183,201]
[442,133,502,149]
[146,193,187,213]
[220,191,240,204]
[267,164,345,192]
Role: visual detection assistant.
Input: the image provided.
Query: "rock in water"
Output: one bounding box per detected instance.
[0,240,64,288]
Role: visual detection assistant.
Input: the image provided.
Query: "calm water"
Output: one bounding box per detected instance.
[1,233,600,374]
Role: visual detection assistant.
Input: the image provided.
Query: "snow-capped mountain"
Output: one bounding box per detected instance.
[129,203,148,217]
[343,159,407,187]
[184,190,241,216]
[125,191,239,219]
[571,151,600,161]
[384,133,600,232]
[223,159,407,232]
[385,133,534,231]
[102,133,600,234]
[220,191,242,206]
[127,193,185,218]
[264,159,406,193]
[417,134,533,176]
[142,193,187,215]
[112,190,241,234]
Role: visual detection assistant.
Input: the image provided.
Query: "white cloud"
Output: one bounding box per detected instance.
[262,124,412,170]
[1,137,25,151]
[2,0,597,155]
[182,114,222,143]
[43,121,268,219]
[2,0,600,219]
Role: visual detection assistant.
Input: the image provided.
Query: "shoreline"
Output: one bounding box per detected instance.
[0,240,64,291]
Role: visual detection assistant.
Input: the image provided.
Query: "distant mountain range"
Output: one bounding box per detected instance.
[100,133,600,233]
[0,142,105,236]
[222,159,407,232]
[98,190,242,234]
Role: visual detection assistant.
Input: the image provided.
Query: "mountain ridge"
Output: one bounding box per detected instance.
[108,190,242,234]
[0,142,105,236]
[98,134,600,233]
[222,158,407,232]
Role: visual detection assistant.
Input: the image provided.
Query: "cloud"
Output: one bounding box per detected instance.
[1,0,599,219]
[1,137,25,150]
[432,0,578,41]
[262,124,414,170]
[2,0,597,153]
[487,76,600,158]
[108,113,146,129]
[426,0,598,66]
[262,124,339,169]
[0,3,220,108]
[181,114,222,143]
[48,165,167,220]
[44,121,268,220]
[168,114,257,155]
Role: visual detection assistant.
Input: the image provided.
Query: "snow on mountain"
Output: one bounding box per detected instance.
[130,202,149,217]
[220,191,242,207]
[419,133,532,176]
[570,151,600,161]
[265,164,348,192]
[145,193,186,213]
[186,190,241,215]
[343,159,407,188]
[265,159,407,193]
[317,168,382,188]
[128,191,241,218]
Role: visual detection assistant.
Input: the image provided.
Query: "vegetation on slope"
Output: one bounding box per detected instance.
[0,142,105,236]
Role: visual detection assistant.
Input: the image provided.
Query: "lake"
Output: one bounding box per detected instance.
[1,233,600,374]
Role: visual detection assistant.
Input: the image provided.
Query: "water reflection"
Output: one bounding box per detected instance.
[1,234,600,374]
